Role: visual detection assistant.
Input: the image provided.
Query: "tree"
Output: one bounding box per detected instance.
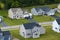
[11,1,20,8]
[39,0,46,4]
[0,2,5,9]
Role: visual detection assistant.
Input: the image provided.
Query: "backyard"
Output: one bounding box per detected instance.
[0,10,55,26]
[10,25,60,40]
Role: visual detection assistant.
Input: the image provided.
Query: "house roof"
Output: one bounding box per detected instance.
[35,6,51,12]
[10,8,22,14]
[23,22,41,29]
[3,31,11,36]
[0,29,2,33]
[56,19,60,24]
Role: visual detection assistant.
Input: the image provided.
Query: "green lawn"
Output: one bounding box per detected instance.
[33,15,55,22]
[0,10,55,26]
[0,10,29,26]
[10,25,60,40]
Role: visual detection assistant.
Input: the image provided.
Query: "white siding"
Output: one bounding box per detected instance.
[52,20,59,32]
[25,29,32,38]
[20,24,26,37]
[31,8,38,15]
[39,26,45,34]
[8,9,14,19]
[47,9,55,16]
[32,27,40,38]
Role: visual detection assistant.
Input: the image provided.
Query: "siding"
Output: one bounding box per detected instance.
[52,20,59,32]
[31,8,38,15]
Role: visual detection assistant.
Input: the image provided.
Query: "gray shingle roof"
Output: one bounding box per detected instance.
[0,29,2,33]
[35,6,51,12]
[3,31,11,36]
[56,19,60,25]
[23,22,41,29]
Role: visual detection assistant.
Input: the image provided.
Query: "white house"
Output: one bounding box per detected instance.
[20,22,45,38]
[31,6,56,16]
[52,19,60,33]
[8,8,32,19]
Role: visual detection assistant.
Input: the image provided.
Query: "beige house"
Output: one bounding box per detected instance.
[8,8,32,19]
[8,8,23,19]
[57,4,60,13]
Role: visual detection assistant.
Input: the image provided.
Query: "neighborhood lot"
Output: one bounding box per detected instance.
[0,4,60,40]
[10,25,60,40]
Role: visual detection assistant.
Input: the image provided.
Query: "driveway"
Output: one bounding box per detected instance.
[51,15,60,19]
[0,22,8,27]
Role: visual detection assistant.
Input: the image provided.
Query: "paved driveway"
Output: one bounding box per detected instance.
[51,15,60,19]
[0,22,8,27]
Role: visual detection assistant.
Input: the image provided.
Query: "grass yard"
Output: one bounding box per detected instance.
[33,15,55,22]
[0,10,29,26]
[0,10,55,26]
[10,25,60,40]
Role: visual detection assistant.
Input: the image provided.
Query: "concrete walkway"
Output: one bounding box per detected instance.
[0,22,8,27]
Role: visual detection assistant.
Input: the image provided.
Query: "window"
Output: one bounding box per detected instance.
[33,31,36,33]
[59,29,60,31]
[55,27,57,29]
[23,32,25,36]
[27,33,31,35]
[35,33,38,35]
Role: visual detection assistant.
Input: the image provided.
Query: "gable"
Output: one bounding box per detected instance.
[35,6,51,12]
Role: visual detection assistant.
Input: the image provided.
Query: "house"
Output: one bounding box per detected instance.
[8,8,32,19]
[8,8,23,19]
[31,6,56,16]
[52,19,60,33]
[20,22,45,38]
[57,4,60,13]
[0,29,12,40]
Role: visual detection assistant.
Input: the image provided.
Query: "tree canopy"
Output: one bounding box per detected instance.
[0,0,60,9]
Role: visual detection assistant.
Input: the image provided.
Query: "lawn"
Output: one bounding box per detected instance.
[0,10,55,26]
[33,15,55,22]
[0,10,29,26]
[10,25,60,40]
[0,4,57,25]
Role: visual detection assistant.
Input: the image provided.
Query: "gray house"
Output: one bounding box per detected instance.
[0,29,12,40]
[31,7,56,16]
[52,19,60,33]
[20,22,45,38]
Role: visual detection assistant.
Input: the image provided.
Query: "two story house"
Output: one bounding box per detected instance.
[52,19,60,33]
[8,8,32,19]
[31,6,56,16]
[20,22,45,38]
